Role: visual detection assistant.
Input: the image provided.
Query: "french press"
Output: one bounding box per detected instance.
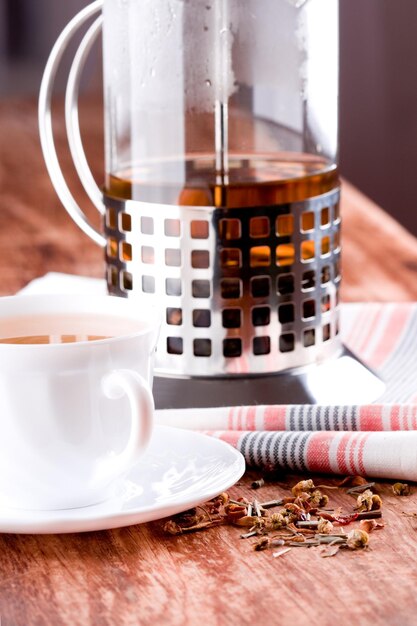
[39,0,383,407]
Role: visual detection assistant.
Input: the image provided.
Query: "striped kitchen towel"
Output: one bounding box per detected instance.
[204,430,417,480]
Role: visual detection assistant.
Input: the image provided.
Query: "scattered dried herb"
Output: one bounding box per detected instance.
[338,476,369,488]
[251,478,265,490]
[314,512,359,525]
[346,529,369,549]
[260,499,284,509]
[272,548,291,558]
[163,518,223,535]
[162,473,388,559]
[346,482,376,495]
[224,502,247,523]
[253,537,270,551]
[310,490,329,508]
[235,515,261,527]
[321,544,341,558]
[317,517,334,534]
[392,482,410,496]
[240,530,258,539]
[355,510,383,520]
[359,519,384,533]
[355,489,382,512]
[291,479,315,496]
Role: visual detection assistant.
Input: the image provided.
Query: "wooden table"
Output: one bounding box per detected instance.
[1,99,417,626]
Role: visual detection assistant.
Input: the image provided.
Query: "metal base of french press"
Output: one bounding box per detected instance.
[152,346,385,409]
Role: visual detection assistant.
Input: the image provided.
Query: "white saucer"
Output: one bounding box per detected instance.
[0,426,245,534]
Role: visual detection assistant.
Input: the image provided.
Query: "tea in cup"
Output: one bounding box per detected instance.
[0,294,159,510]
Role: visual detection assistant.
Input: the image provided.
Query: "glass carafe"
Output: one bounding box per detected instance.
[39,0,341,380]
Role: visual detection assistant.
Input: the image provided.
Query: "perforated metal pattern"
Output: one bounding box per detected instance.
[104,188,342,376]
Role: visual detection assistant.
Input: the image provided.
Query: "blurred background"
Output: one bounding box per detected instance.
[1,0,417,234]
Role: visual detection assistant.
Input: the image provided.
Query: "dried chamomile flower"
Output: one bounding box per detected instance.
[371,494,382,510]
[392,482,410,496]
[310,490,329,508]
[218,492,229,505]
[292,479,315,497]
[269,513,287,530]
[317,517,334,534]
[346,529,369,550]
[356,489,382,512]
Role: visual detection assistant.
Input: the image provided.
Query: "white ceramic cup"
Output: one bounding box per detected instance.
[0,294,159,511]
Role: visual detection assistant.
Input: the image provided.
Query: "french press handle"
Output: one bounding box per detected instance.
[39,0,105,246]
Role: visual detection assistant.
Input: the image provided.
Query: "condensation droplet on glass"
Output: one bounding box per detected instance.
[204,25,208,31]
[150,68,156,78]
[205,79,212,87]
[206,4,211,9]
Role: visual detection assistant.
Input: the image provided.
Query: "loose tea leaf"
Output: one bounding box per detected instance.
[359,519,384,533]
[346,482,376,495]
[261,499,284,510]
[253,537,270,551]
[163,519,223,535]
[224,503,247,523]
[235,515,261,527]
[392,482,410,496]
[338,476,369,488]
[315,512,359,526]
[292,479,315,496]
[321,544,340,558]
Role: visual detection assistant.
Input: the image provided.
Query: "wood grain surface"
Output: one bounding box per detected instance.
[1,99,417,626]
[1,476,417,626]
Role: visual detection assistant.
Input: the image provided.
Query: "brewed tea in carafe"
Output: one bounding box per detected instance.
[103,0,339,209]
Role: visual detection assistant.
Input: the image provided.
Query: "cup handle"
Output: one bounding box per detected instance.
[38,0,105,246]
[101,369,154,475]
